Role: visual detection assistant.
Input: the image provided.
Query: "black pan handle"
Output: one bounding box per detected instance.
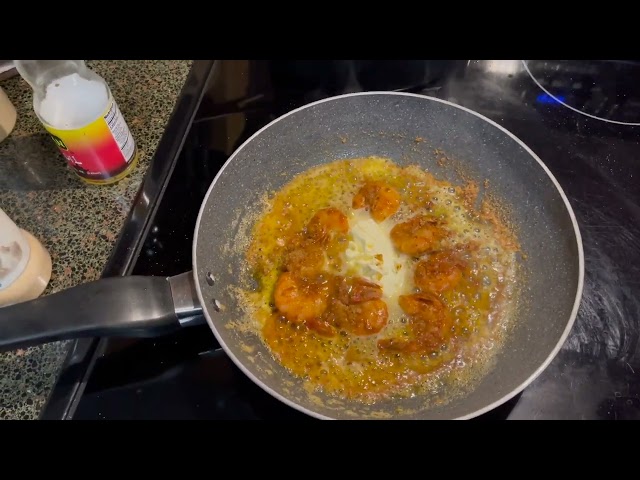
[0,272,205,352]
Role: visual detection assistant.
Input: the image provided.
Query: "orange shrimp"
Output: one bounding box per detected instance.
[352,181,401,222]
[398,292,446,318]
[284,243,326,278]
[346,299,389,335]
[325,276,388,336]
[306,318,338,337]
[306,207,349,241]
[390,214,448,256]
[336,276,383,304]
[414,250,466,293]
[401,292,452,349]
[378,292,452,352]
[331,298,389,336]
[273,272,330,323]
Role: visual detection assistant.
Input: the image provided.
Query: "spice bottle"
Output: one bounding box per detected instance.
[13,60,138,184]
[0,208,52,307]
[0,85,17,142]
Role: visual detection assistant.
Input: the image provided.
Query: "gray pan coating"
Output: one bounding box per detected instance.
[192,92,584,420]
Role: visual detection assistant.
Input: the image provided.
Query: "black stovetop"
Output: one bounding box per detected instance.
[53,60,640,420]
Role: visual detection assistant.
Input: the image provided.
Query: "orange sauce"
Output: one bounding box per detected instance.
[245,157,519,404]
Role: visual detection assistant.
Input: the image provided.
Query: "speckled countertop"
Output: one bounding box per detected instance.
[0,60,193,419]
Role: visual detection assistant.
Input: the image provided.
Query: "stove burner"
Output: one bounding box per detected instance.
[522,60,640,126]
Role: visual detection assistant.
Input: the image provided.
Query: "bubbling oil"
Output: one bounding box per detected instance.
[244,157,520,404]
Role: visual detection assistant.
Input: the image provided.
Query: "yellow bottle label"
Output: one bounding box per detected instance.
[43,98,136,182]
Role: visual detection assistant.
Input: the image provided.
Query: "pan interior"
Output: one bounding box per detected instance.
[193,93,582,419]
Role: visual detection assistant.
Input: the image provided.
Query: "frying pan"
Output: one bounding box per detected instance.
[0,92,584,419]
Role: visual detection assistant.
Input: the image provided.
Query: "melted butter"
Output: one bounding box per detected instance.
[345,209,413,303]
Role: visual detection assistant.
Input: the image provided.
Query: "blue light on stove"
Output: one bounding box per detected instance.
[536,92,566,104]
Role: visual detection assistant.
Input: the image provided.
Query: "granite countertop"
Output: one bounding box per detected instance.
[0,60,193,419]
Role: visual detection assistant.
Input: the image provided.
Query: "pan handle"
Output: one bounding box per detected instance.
[0,272,205,352]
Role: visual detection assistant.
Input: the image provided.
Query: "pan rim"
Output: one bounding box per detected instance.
[192,90,585,421]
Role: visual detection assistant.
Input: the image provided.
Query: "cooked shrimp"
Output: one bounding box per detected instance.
[398,292,446,318]
[330,276,387,335]
[390,214,448,256]
[284,243,326,278]
[306,207,349,241]
[329,286,389,336]
[337,276,383,304]
[344,299,389,335]
[273,272,329,323]
[401,293,452,349]
[378,292,452,352]
[306,318,337,337]
[352,181,401,222]
[414,250,466,293]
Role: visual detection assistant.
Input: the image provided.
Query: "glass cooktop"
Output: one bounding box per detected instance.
[47,60,640,420]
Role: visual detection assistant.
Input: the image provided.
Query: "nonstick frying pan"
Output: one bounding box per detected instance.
[0,92,584,419]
